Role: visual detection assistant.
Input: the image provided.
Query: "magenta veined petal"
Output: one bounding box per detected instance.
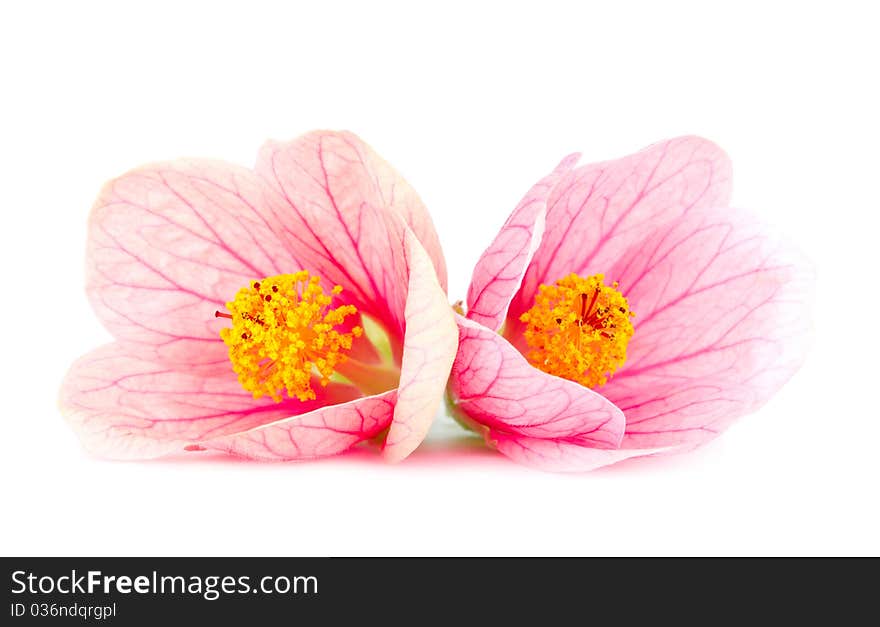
[466,154,580,332]
[255,130,447,337]
[253,131,459,461]
[58,343,368,460]
[449,316,625,448]
[86,160,295,374]
[353,133,448,291]
[202,391,396,461]
[510,136,733,327]
[601,206,815,450]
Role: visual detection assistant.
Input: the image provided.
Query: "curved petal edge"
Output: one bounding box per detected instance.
[59,343,363,460]
[603,206,815,450]
[466,154,580,331]
[449,316,625,448]
[382,229,458,462]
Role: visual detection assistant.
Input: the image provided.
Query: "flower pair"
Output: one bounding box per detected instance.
[60,132,812,471]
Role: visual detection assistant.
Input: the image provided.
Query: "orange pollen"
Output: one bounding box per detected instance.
[215,271,362,402]
[519,273,635,388]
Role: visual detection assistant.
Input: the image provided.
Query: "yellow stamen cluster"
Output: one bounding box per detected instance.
[219,271,362,402]
[520,273,635,388]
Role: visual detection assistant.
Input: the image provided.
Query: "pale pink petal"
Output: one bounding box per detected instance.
[510,136,733,327]
[449,316,625,447]
[202,392,395,460]
[59,343,362,460]
[382,230,458,462]
[491,433,670,472]
[87,160,294,374]
[256,130,447,336]
[466,154,580,331]
[602,207,814,449]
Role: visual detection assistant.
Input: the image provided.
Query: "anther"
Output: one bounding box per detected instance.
[218,271,361,402]
[519,273,635,389]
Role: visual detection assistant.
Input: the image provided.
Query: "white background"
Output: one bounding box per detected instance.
[1,1,878,556]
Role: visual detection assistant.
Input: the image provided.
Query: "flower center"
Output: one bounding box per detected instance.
[216,271,362,402]
[519,273,635,388]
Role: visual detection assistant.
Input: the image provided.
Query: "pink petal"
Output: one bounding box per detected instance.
[256,132,458,460]
[449,316,625,447]
[382,230,459,462]
[466,154,580,331]
[355,134,448,291]
[602,207,814,449]
[510,136,732,327]
[202,392,395,460]
[87,160,294,374]
[256,130,447,335]
[59,343,366,460]
[491,434,670,473]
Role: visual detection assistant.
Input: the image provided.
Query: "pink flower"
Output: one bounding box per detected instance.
[60,131,457,462]
[448,137,813,471]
